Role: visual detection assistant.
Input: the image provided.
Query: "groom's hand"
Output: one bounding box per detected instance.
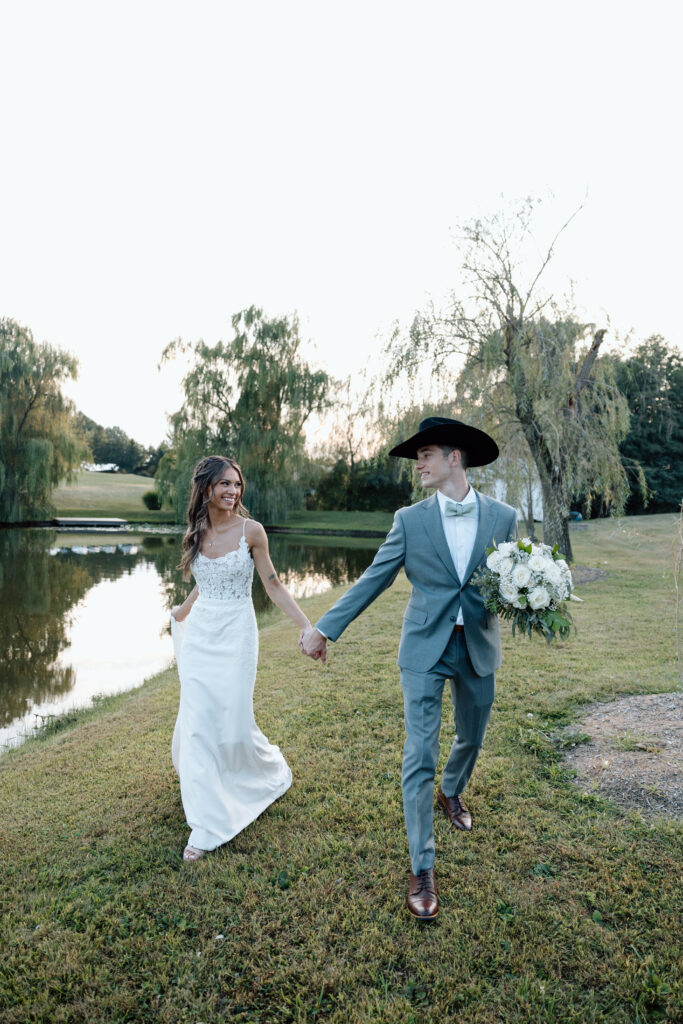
[299,626,327,664]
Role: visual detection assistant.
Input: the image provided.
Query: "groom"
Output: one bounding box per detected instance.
[300,416,517,919]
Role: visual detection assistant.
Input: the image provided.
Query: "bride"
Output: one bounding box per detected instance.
[170,455,318,862]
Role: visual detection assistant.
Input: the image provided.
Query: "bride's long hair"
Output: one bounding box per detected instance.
[178,455,248,580]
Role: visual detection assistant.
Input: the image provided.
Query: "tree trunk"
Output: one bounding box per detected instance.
[518,422,573,561]
[525,475,538,542]
[538,475,572,560]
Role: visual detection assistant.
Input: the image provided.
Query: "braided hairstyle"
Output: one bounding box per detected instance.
[178,455,248,580]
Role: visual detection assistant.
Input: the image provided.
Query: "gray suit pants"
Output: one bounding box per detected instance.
[400,630,495,874]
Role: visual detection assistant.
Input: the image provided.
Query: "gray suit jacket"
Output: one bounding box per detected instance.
[315,490,517,677]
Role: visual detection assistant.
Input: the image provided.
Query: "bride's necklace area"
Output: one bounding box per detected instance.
[205,518,238,548]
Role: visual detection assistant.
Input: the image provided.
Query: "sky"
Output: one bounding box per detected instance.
[1,0,681,447]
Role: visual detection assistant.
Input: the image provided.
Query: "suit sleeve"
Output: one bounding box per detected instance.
[315,510,407,642]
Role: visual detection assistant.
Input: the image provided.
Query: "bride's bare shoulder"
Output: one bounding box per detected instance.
[243,518,267,545]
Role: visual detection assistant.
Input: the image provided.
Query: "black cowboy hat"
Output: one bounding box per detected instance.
[388,416,499,467]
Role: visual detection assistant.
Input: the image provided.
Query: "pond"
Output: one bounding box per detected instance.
[0,527,383,751]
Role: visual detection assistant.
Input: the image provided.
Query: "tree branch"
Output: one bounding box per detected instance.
[522,201,585,313]
[16,387,42,438]
[573,328,608,399]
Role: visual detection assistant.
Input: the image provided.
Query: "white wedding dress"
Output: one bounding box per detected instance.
[170,519,292,851]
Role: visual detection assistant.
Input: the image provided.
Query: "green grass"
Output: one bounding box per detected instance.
[1,514,681,1023]
[51,477,394,531]
[268,510,396,534]
[52,471,174,523]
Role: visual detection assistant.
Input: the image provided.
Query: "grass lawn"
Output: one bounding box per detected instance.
[268,510,396,535]
[1,515,681,1022]
[51,476,393,532]
[52,471,174,523]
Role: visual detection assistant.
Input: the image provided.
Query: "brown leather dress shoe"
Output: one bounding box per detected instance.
[406,868,439,920]
[437,786,473,831]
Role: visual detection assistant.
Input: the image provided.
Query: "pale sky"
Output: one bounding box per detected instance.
[1,0,680,447]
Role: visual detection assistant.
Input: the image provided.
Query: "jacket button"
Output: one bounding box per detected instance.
[449,615,456,622]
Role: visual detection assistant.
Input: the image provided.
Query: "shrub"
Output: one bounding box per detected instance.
[142,490,162,511]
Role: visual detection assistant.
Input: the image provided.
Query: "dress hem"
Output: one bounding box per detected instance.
[187,771,292,852]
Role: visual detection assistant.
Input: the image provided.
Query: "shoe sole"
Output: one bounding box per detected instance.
[406,902,439,920]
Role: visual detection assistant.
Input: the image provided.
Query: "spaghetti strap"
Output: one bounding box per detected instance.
[242,517,247,538]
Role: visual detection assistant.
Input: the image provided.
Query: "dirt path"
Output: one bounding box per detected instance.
[562,691,682,820]
[560,564,681,821]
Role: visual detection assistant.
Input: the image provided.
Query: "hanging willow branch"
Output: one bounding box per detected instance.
[159,307,335,523]
[0,318,86,522]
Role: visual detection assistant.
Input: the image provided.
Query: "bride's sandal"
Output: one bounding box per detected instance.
[183,844,205,862]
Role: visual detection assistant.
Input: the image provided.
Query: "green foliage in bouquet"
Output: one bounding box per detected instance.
[473,538,577,644]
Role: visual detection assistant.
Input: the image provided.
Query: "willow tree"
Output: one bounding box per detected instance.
[0,318,85,522]
[387,202,633,560]
[159,306,333,522]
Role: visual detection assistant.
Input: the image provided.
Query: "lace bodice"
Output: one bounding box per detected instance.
[192,533,254,602]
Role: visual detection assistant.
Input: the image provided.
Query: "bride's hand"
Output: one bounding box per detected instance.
[299,627,312,652]
[299,626,327,664]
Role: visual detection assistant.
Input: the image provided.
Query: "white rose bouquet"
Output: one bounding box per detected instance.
[473,538,580,642]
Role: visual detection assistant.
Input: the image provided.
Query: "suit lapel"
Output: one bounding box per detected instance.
[419,493,460,583]
[462,490,496,585]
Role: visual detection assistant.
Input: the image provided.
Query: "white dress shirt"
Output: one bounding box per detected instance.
[437,486,478,626]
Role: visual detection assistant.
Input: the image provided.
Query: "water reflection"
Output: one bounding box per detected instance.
[0,528,380,749]
[0,530,89,728]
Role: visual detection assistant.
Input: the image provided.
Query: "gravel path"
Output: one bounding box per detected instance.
[562,692,683,820]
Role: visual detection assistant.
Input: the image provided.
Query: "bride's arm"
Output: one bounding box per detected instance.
[171,585,198,622]
[248,521,311,632]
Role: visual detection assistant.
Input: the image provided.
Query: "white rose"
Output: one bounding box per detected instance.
[512,564,532,588]
[528,554,547,573]
[499,581,519,605]
[545,564,568,595]
[497,542,516,557]
[528,586,550,610]
[497,557,515,577]
[486,550,503,571]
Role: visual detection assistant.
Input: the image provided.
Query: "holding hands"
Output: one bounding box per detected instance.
[299,626,327,664]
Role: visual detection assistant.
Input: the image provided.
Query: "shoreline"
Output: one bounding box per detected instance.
[0,521,387,538]
[263,525,387,538]
[0,597,309,759]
